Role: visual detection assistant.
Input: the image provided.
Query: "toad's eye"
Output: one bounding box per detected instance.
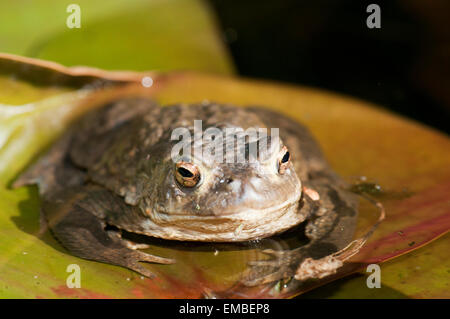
[175,162,200,187]
[278,146,290,174]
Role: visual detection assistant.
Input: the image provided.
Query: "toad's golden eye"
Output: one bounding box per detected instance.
[278,146,290,174]
[175,162,200,187]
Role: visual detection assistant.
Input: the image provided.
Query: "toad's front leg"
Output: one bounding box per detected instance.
[242,183,359,287]
[43,186,174,278]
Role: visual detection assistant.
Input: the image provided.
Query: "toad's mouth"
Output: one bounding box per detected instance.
[134,194,305,242]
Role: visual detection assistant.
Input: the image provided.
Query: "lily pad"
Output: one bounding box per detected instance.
[0,55,449,298]
[0,0,233,74]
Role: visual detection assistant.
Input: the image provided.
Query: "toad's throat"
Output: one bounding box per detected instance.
[133,196,305,242]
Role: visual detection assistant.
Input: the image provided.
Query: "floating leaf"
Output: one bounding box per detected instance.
[0,0,233,74]
[0,54,449,298]
[0,0,448,299]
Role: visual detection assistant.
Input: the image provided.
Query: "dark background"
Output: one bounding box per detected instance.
[208,0,450,134]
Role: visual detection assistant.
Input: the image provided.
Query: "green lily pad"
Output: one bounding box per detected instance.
[0,55,449,298]
[0,1,448,298]
[0,0,233,73]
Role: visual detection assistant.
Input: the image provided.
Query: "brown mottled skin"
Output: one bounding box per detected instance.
[14,98,358,285]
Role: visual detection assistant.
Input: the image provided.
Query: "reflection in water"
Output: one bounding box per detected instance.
[349,176,414,200]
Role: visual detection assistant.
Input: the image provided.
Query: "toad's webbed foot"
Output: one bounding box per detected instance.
[43,187,174,278]
[241,245,346,287]
[241,185,357,287]
[242,248,303,286]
